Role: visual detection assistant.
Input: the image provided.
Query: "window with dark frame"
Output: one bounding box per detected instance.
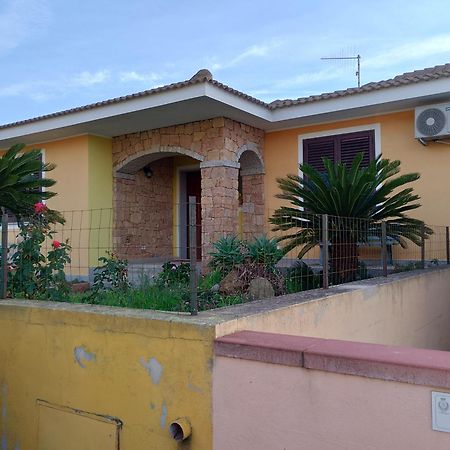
[303,129,375,173]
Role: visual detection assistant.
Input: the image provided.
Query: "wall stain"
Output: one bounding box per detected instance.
[140,357,163,384]
[160,402,167,429]
[1,385,7,420]
[74,346,96,368]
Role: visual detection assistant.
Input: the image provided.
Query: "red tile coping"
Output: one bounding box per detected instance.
[215,331,450,388]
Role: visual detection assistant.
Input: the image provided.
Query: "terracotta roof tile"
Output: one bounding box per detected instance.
[268,63,450,109]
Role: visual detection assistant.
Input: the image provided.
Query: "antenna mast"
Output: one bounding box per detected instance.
[321,54,361,87]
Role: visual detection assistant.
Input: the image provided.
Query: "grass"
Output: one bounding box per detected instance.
[63,280,245,312]
[65,283,190,311]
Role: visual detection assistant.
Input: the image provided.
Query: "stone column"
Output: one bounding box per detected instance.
[200,161,240,260]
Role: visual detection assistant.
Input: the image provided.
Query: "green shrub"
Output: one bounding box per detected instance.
[198,269,222,291]
[91,251,130,295]
[209,235,246,274]
[285,261,320,293]
[393,261,423,273]
[155,262,190,286]
[247,236,283,270]
[9,203,71,301]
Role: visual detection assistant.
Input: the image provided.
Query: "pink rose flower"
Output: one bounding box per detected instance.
[34,202,47,214]
[52,240,61,249]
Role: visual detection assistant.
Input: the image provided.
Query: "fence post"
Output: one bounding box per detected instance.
[1,208,8,299]
[421,223,426,269]
[446,226,450,265]
[322,214,329,289]
[381,221,388,277]
[188,196,198,316]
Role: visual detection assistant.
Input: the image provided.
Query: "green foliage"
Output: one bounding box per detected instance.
[9,205,71,301]
[155,262,190,286]
[393,261,424,273]
[209,235,246,273]
[0,144,56,217]
[91,251,130,295]
[247,236,283,270]
[71,282,190,312]
[285,262,320,293]
[198,269,222,291]
[270,153,432,282]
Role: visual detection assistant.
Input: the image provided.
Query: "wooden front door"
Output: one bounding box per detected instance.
[185,171,202,260]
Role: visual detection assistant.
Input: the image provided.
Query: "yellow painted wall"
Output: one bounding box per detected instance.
[88,136,113,266]
[40,135,90,212]
[2,135,114,277]
[0,301,214,450]
[265,111,450,227]
[2,137,91,276]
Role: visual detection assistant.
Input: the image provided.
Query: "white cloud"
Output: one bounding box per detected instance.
[71,70,110,87]
[0,69,111,101]
[0,0,51,55]
[119,71,163,83]
[211,39,283,71]
[365,34,450,69]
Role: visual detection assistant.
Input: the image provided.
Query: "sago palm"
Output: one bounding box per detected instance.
[0,143,56,218]
[270,153,432,283]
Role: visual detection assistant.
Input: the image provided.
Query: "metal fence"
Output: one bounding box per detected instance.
[1,198,449,315]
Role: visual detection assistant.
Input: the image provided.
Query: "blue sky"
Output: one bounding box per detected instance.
[1,0,449,124]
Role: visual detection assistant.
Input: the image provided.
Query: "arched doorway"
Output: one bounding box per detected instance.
[113,148,204,261]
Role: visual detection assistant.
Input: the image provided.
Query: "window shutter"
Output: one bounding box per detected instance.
[303,136,335,172]
[339,130,375,167]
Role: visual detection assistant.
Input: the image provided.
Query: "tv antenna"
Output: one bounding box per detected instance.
[321,54,361,87]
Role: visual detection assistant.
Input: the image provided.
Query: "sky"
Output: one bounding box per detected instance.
[0,0,450,124]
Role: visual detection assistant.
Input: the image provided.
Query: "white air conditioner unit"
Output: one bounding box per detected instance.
[415,103,450,140]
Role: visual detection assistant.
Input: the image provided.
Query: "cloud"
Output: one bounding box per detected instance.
[119,71,163,83]
[0,69,112,101]
[211,39,283,70]
[0,0,51,55]
[365,34,450,69]
[71,70,111,86]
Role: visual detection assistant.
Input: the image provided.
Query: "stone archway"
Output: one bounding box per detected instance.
[113,147,204,260]
[111,118,265,261]
[237,145,265,240]
[114,146,205,176]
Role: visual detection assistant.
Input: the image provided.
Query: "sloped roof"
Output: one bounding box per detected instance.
[1,63,449,130]
[268,63,450,109]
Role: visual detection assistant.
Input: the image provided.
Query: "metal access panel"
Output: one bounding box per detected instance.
[37,400,122,450]
[432,391,450,433]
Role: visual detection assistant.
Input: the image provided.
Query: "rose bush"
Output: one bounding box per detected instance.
[9,203,71,301]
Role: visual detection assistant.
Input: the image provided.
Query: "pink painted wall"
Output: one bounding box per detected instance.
[214,356,450,450]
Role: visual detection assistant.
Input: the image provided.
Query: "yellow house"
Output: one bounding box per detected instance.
[1,64,450,276]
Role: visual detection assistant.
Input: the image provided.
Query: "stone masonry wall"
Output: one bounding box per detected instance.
[112,118,265,259]
[113,158,173,258]
[241,173,265,240]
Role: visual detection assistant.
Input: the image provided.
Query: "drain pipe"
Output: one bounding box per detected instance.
[169,417,192,441]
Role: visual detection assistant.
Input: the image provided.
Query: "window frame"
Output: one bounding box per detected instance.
[298,124,381,178]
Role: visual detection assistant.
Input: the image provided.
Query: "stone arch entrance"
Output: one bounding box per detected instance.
[113,147,204,260]
[237,145,265,240]
[112,117,266,262]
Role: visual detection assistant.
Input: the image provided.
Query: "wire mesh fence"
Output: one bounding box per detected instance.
[1,201,449,314]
